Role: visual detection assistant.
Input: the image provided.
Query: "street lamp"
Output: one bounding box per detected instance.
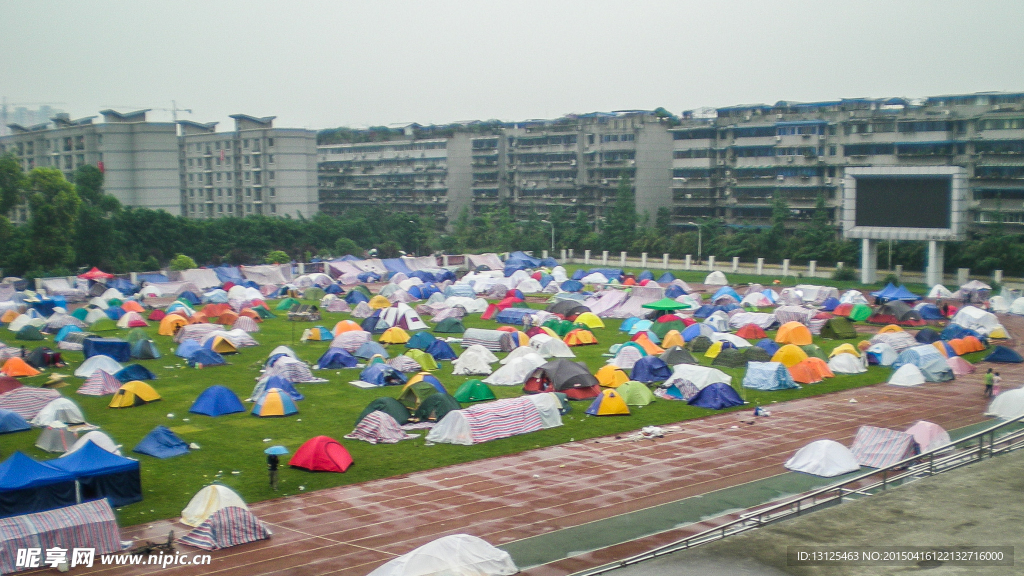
[540,220,555,255]
[687,221,702,263]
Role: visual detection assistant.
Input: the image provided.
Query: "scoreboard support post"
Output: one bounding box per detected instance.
[926,240,945,287]
[860,239,878,285]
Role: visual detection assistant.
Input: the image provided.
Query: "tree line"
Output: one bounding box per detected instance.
[3,155,1024,280]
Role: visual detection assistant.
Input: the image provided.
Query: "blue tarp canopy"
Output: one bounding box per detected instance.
[46,441,142,507]
[108,278,137,295]
[688,382,745,409]
[382,258,414,275]
[189,385,246,416]
[137,273,169,284]
[213,265,245,284]
[494,308,533,325]
[133,426,189,459]
[871,283,920,301]
[0,452,76,517]
[83,337,131,362]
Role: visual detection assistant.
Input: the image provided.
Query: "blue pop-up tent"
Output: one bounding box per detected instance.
[359,364,407,386]
[0,452,76,517]
[0,409,30,434]
[47,441,142,507]
[190,385,246,417]
[133,426,189,459]
[985,346,1023,363]
[115,364,157,382]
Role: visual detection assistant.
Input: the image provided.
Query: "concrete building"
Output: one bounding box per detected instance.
[0,110,180,220]
[179,115,317,219]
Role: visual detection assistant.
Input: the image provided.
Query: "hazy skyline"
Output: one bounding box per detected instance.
[3,1,1024,130]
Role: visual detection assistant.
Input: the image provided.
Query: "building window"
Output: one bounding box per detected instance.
[243,139,250,149]
[244,155,250,165]
[228,204,233,213]
[268,171,275,181]
[270,204,276,213]
[64,155,72,169]
[268,138,274,147]
[269,188,276,197]
[244,172,250,181]
[246,204,252,213]
[97,134,103,145]
[246,188,252,197]
[227,189,233,197]
[267,154,274,164]
[227,172,233,181]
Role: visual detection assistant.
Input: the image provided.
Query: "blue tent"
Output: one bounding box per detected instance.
[382,258,414,275]
[940,324,984,342]
[682,323,715,342]
[588,268,623,281]
[892,345,955,381]
[175,340,202,358]
[871,283,920,302]
[743,362,798,391]
[627,320,654,335]
[186,348,226,367]
[756,339,780,356]
[693,304,738,319]
[324,283,343,295]
[109,277,138,295]
[84,337,131,362]
[494,308,532,325]
[54,325,82,343]
[0,409,30,434]
[178,291,201,305]
[630,356,672,383]
[361,310,389,334]
[444,284,475,298]
[915,328,941,344]
[130,339,161,360]
[345,290,370,305]
[190,385,246,416]
[539,274,554,288]
[317,347,358,369]
[688,382,745,409]
[406,332,436,350]
[665,285,687,298]
[46,441,142,507]
[985,346,1023,363]
[133,426,189,459]
[821,297,840,311]
[359,364,407,386]
[637,270,654,282]
[259,376,304,401]
[213,265,245,284]
[115,364,157,382]
[104,306,126,321]
[357,271,381,283]
[620,317,644,332]
[712,286,741,302]
[657,272,676,284]
[916,304,943,320]
[426,339,458,361]
[571,269,586,281]
[354,341,389,359]
[0,452,76,517]
[560,280,584,292]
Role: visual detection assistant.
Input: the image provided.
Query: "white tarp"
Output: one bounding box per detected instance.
[951,306,1000,335]
[241,264,291,285]
[663,364,732,390]
[785,440,861,477]
[366,534,517,576]
[178,268,221,289]
[466,253,504,271]
[986,388,1024,419]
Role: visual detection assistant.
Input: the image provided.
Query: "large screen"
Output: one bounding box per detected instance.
[854,176,952,228]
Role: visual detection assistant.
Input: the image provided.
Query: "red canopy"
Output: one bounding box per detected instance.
[78,267,114,280]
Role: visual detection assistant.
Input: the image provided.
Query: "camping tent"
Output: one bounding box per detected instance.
[365,534,518,576]
[892,345,954,382]
[190,385,245,417]
[616,380,656,406]
[595,364,630,388]
[984,346,1023,363]
[252,388,299,417]
[585,389,630,416]
[888,364,926,386]
[688,382,744,409]
[133,426,189,458]
[785,440,861,477]
[0,500,121,570]
[771,344,809,367]
[986,388,1024,419]
[0,408,30,434]
[849,426,918,468]
[289,436,353,472]
[47,440,142,507]
[35,424,77,453]
[828,353,866,374]
[31,398,85,427]
[426,394,562,445]
[775,322,813,345]
[179,506,271,550]
[743,362,798,391]
[820,317,857,339]
[74,355,123,378]
[108,381,160,408]
[629,356,672,383]
[453,380,497,403]
[180,484,250,527]
[905,421,951,452]
[522,360,600,400]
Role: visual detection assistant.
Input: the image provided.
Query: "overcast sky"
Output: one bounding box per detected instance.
[3,1,1023,130]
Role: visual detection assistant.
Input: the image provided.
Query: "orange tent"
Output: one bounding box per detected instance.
[950,336,985,355]
[856,340,872,352]
[595,365,629,387]
[622,278,636,286]
[333,320,362,335]
[189,312,210,324]
[239,308,262,322]
[0,310,19,323]
[804,357,834,379]
[775,321,812,346]
[631,332,664,355]
[121,301,145,313]
[788,358,832,384]
[202,303,231,317]
[660,330,685,349]
[496,326,517,333]
[218,310,240,325]
[158,314,188,336]
[564,329,598,347]
[1,357,40,378]
[736,324,767,340]
[878,324,904,334]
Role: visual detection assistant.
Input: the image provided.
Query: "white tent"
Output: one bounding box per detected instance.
[31,398,86,427]
[608,345,644,370]
[529,334,576,358]
[500,346,542,365]
[100,288,123,300]
[74,354,124,378]
[827,353,866,375]
[951,306,1000,336]
[866,343,898,366]
[784,440,861,477]
[989,295,1010,313]
[367,534,518,576]
[1010,297,1024,316]
[703,312,729,332]
[452,345,498,376]
[740,293,772,308]
[709,332,752,348]
[380,303,429,331]
[888,364,926,387]
[444,297,488,314]
[64,431,121,455]
[986,388,1024,419]
[88,297,110,310]
[483,353,545,385]
[116,311,146,329]
[551,266,568,282]
[516,278,543,294]
[905,421,951,452]
[663,364,732,390]
[84,308,108,325]
[8,314,44,332]
[580,273,609,284]
[704,271,728,285]
[839,290,868,304]
[181,484,250,527]
[927,284,955,299]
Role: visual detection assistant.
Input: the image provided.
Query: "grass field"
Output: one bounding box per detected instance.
[0,289,977,527]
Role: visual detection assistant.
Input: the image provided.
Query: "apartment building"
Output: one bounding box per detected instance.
[178,115,317,219]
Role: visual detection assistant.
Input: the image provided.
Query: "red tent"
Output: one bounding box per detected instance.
[735,324,767,340]
[0,376,23,395]
[289,436,353,473]
[148,310,167,321]
[78,267,114,280]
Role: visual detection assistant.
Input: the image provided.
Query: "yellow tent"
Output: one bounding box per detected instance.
[512,331,530,346]
[775,321,813,345]
[108,381,161,408]
[990,325,1008,339]
[771,344,809,367]
[208,336,238,354]
[379,327,411,345]
[405,349,439,371]
[564,329,598,347]
[586,389,630,416]
[368,295,391,310]
[158,315,188,336]
[878,324,904,334]
[0,310,19,324]
[595,364,629,388]
[829,343,860,358]
[660,330,685,349]
[574,312,605,329]
[932,341,949,358]
[705,341,725,359]
[536,326,559,338]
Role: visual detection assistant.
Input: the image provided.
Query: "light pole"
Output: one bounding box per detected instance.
[687,221,702,263]
[540,220,555,255]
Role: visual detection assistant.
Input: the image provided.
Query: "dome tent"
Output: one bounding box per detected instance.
[366,534,517,576]
[180,484,250,527]
[785,440,861,477]
[190,385,246,417]
[289,435,353,473]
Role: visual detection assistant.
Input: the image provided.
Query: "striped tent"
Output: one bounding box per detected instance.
[233,316,260,333]
[385,355,423,373]
[332,330,371,353]
[344,410,415,444]
[0,499,121,574]
[178,506,271,550]
[0,387,61,420]
[462,328,517,353]
[173,324,223,344]
[263,358,327,383]
[77,370,123,396]
[849,425,919,468]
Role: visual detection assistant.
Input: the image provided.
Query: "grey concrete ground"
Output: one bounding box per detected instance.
[607,448,1024,576]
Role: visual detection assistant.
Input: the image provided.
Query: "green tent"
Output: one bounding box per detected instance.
[617,381,656,406]
[254,306,275,319]
[71,308,89,321]
[275,298,301,311]
[304,287,326,302]
[355,397,410,426]
[848,303,872,322]
[107,298,123,307]
[642,298,691,311]
[743,346,772,362]
[688,335,713,354]
[413,393,461,422]
[405,349,439,371]
[711,348,747,368]
[434,318,466,334]
[351,285,373,299]
[800,344,828,361]
[90,319,118,332]
[15,325,44,341]
[398,380,440,410]
[820,317,857,339]
[543,319,575,338]
[125,328,150,344]
[453,379,496,403]
[649,320,685,339]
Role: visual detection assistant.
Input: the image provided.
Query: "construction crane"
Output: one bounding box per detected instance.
[0,98,68,136]
[100,101,193,123]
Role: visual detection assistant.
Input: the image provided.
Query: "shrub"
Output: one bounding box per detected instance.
[169,254,197,271]
[832,265,856,281]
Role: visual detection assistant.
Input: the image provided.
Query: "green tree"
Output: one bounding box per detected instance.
[25,168,81,269]
[376,240,401,259]
[72,165,122,268]
[603,174,638,253]
[0,153,25,216]
[169,253,197,270]
[655,207,672,236]
[453,207,473,251]
[265,250,290,264]
[334,237,361,257]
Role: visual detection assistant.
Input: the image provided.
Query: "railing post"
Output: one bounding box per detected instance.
[641,252,648,268]
[663,253,669,269]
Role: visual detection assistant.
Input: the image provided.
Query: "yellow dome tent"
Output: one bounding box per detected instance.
[829,343,860,358]
[775,321,813,345]
[368,295,391,310]
[660,330,685,349]
[585,389,630,416]
[595,364,629,388]
[379,327,411,345]
[574,312,605,329]
[158,315,188,336]
[771,344,810,367]
[108,381,161,408]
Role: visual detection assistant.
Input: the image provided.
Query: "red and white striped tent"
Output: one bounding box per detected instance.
[849,425,919,468]
[0,387,61,420]
[344,411,416,445]
[179,506,271,550]
[78,370,122,396]
[0,499,121,574]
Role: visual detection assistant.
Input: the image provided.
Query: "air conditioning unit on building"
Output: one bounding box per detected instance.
[717,160,725,166]
[777,114,784,119]
[775,136,782,141]
[776,175,785,181]
[818,134,826,140]
[825,178,832,184]
[787,157,795,163]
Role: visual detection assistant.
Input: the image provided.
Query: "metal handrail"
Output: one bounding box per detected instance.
[571,413,1024,576]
